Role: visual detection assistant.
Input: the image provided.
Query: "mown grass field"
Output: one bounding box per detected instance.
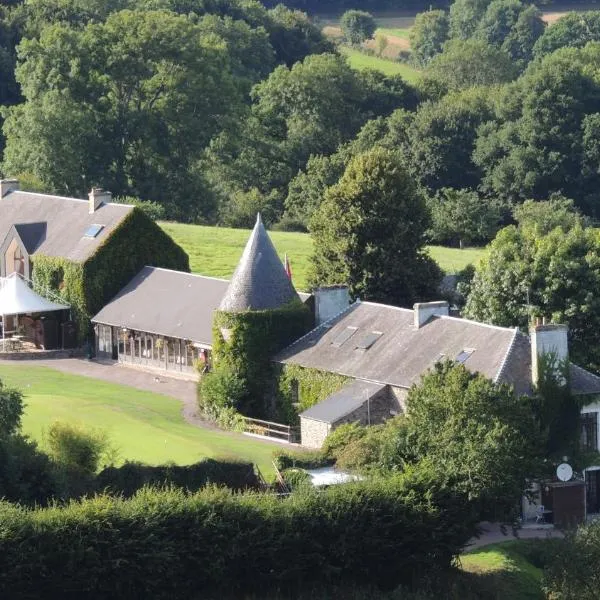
[0,364,277,474]
[377,26,411,40]
[339,45,420,81]
[160,222,485,291]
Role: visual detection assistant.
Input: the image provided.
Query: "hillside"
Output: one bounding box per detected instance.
[159,222,484,291]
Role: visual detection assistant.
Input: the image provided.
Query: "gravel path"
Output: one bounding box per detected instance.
[466,521,564,551]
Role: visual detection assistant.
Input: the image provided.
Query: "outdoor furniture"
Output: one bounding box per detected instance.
[535,505,553,523]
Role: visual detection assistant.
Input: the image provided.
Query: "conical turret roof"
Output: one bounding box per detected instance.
[219,214,300,312]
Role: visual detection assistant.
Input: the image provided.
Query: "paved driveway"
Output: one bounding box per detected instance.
[466,521,564,551]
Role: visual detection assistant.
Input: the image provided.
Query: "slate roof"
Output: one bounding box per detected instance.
[0,190,133,262]
[219,214,301,312]
[92,267,230,345]
[276,300,600,396]
[300,380,386,423]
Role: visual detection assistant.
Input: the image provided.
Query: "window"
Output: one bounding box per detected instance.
[582,412,598,451]
[84,224,104,238]
[456,348,475,364]
[331,326,357,348]
[13,246,25,276]
[355,331,383,350]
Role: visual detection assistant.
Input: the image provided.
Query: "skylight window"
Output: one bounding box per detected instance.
[84,224,104,238]
[456,348,475,364]
[331,326,357,348]
[355,331,383,350]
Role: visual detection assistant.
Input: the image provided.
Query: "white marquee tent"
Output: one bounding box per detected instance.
[0,274,69,339]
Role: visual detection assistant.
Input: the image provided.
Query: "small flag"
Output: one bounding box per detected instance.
[284,253,292,280]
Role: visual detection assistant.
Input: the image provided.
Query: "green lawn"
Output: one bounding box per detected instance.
[339,46,420,82]
[160,222,485,291]
[0,364,277,475]
[459,541,547,599]
[377,26,411,40]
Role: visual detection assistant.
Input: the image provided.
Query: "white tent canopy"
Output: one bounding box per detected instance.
[0,274,69,316]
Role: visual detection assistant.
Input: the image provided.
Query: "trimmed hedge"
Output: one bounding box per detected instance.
[0,471,476,599]
[95,459,259,496]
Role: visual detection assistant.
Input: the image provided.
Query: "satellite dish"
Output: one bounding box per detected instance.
[556,463,573,482]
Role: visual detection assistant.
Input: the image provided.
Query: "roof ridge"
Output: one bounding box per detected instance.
[146,266,230,282]
[275,299,358,358]
[438,314,518,333]
[570,362,600,381]
[358,300,413,313]
[9,190,131,209]
[494,327,520,383]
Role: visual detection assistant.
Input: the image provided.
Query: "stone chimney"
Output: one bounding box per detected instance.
[88,187,111,214]
[530,320,569,386]
[414,300,449,329]
[314,285,351,326]
[0,179,19,198]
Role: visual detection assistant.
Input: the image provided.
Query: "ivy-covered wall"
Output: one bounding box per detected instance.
[277,364,350,425]
[32,208,189,342]
[210,300,314,419]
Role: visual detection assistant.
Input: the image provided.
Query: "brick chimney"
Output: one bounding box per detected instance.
[88,188,111,214]
[414,301,449,329]
[0,179,19,198]
[530,320,569,386]
[313,285,351,325]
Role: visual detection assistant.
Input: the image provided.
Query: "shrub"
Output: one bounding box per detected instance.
[322,422,366,459]
[0,469,477,598]
[281,467,311,490]
[45,421,111,476]
[273,448,330,470]
[95,459,259,496]
[113,195,166,221]
[0,382,24,437]
[198,362,247,421]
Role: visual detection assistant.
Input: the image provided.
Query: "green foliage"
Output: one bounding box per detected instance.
[273,448,330,470]
[277,364,349,423]
[45,421,111,476]
[513,195,586,236]
[309,147,442,307]
[0,381,23,437]
[533,11,600,59]
[340,10,376,45]
[464,223,600,371]
[198,362,247,420]
[543,520,600,599]
[321,422,366,459]
[33,207,188,341]
[208,301,313,419]
[410,9,449,67]
[0,472,478,598]
[427,188,501,247]
[113,195,166,221]
[219,187,281,228]
[95,458,259,496]
[424,39,518,91]
[449,0,493,40]
[281,467,311,490]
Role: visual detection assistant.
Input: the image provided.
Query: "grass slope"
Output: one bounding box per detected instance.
[160,222,485,291]
[0,364,277,474]
[339,45,420,81]
[377,26,411,39]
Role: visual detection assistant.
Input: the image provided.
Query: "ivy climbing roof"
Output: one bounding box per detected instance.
[219,214,300,312]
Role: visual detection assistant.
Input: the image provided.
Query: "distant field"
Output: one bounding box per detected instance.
[339,46,420,81]
[377,26,411,40]
[160,222,484,291]
[2,364,277,474]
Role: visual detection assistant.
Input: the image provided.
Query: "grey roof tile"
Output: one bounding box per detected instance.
[300,380,387,423]
[0,191,133,262]
[92,267,229,345]
[219,214,300,312]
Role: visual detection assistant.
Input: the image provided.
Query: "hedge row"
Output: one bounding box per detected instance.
[0,471,477,599]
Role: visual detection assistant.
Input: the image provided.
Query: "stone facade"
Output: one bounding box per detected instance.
[300,417,331,449]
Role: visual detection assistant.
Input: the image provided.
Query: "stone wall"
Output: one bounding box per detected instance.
[300,417,330,449]
[332,386,400,430]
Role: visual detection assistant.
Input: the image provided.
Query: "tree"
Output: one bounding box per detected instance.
[0,380,23,438]
[375,30,388,56]
[403,362,541,520]
[513,195,585,236]
[309,148,442,307]
[449,0,492,40]
[2,10,242,221]
[407,88,493,191]
[533,11,600,59]
[464,223,600,371]
[428,188,501,247]
[502,4,545,65]
[424,39,518,91]
[409,9,449,67]
[340,10,376,45]
[474,44,600,213]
